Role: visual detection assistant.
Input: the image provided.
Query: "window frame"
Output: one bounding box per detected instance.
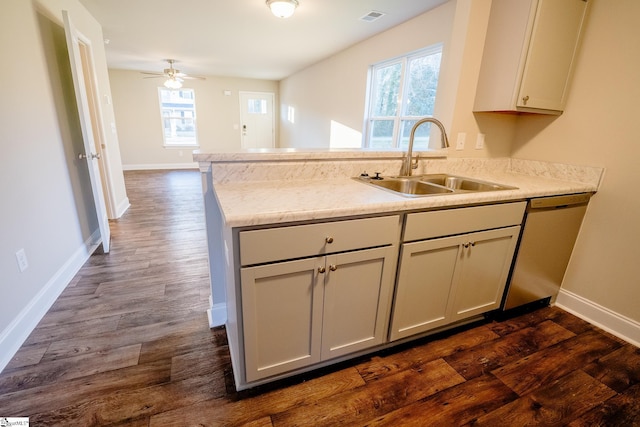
[363,44,443,150]
[158,87,200,148]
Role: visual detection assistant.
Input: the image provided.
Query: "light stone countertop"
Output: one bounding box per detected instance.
[213,177,596,227]
[194,152,603,227]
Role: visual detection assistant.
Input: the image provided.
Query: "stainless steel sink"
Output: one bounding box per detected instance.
[368,177,454,197]
[418,174,517,192]
[354,173,516,197]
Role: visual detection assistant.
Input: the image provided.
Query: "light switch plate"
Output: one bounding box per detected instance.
[475,133,485,150]
[16,248,28,272]
[456,133,466,150]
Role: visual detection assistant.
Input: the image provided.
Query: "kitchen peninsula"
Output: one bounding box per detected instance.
[195,149,603,390]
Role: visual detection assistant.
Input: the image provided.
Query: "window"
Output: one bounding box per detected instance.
[158,88,199,147]
[364,44,442,150]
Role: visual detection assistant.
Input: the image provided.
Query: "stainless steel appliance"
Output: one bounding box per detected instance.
[503,193,592,311]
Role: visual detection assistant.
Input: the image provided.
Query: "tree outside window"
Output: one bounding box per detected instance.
[365,45,442,150]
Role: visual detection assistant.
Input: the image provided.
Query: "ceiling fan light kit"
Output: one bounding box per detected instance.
[141,59,205,89]
[164,77,183,89]
[266,0,298,18]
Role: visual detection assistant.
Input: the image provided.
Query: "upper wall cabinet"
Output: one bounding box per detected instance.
[473,0,589,115]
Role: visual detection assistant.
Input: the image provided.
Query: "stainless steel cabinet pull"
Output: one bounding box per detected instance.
[325,237,334,244]
[522,95,530,105]
[463,242,470,248]
[318,266,326,274]
[329,265,337,271]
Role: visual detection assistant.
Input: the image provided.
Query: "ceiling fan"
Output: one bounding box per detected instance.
[141,59,205,89]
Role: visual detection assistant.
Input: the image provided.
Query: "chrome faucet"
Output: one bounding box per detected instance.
[402,117,450,176]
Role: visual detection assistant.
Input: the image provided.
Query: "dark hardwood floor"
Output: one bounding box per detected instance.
[1,169,639,426]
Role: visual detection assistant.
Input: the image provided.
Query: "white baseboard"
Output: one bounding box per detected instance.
[0,230,101,373]
[122,163,198,171]
[114,197,130,219]
[556,289,640,347]
[207,295,227,328]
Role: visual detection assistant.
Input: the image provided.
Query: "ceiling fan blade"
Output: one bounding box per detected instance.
[140,60,206,82]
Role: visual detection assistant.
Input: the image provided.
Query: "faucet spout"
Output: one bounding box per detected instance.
[403,117,449,176]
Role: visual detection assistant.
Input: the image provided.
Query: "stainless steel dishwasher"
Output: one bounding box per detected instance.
[502,193,592,311]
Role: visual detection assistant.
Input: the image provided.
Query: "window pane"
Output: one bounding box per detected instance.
[163,118,196,145]
[402,52,442,117]
[369,120,395,149]
[248,99,267,114]
[365,44,443,149]
[158,88,198,146]
[371,62,401,117]
[399,120,430,150]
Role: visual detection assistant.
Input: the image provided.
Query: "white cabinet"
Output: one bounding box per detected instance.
[474,0,589,114]
[239,216,399,383]
[390,203,525,341]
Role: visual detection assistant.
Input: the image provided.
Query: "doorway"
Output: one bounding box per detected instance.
[63,11,112,252]
[239,92,275,149]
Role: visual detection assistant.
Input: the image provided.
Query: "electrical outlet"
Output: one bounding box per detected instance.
[475,133,485,150]
[16,248,29,272]
[456,132,466,150]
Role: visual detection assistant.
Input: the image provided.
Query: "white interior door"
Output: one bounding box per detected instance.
[63,11,111,253]
[239,92,275,149]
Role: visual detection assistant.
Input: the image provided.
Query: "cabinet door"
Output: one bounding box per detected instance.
[449,226,520,322]
[321,246,396,360]
[517,0,588,111]
[241,257,324,382]
[389,235,462,341]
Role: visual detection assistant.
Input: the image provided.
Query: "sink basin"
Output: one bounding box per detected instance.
[368,177,454,197]
[418,174,517,192]
[354,173,516,197]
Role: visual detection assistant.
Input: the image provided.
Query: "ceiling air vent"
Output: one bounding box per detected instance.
[360,11,385,22]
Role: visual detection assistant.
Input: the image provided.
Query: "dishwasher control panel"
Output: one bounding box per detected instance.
[530,193,592,209]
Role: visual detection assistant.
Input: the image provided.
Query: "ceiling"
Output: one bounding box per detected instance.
[78,0,448,80]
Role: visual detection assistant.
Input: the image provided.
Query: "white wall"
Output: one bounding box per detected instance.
[278,0,515,157]
[0,0,126,371]
[511,0,640,325]
[109,69,279,169]
[279,1,454,149]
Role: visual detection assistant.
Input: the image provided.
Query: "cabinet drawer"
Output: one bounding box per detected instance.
[240,215,400,266]
[404,202,526,242]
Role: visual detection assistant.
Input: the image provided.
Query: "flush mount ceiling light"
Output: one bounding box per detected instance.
[266,0,299,18]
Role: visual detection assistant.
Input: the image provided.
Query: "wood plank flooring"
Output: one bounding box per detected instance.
[1,169,639,426]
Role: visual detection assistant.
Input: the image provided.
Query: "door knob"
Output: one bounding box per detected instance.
[78,152,101,160]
